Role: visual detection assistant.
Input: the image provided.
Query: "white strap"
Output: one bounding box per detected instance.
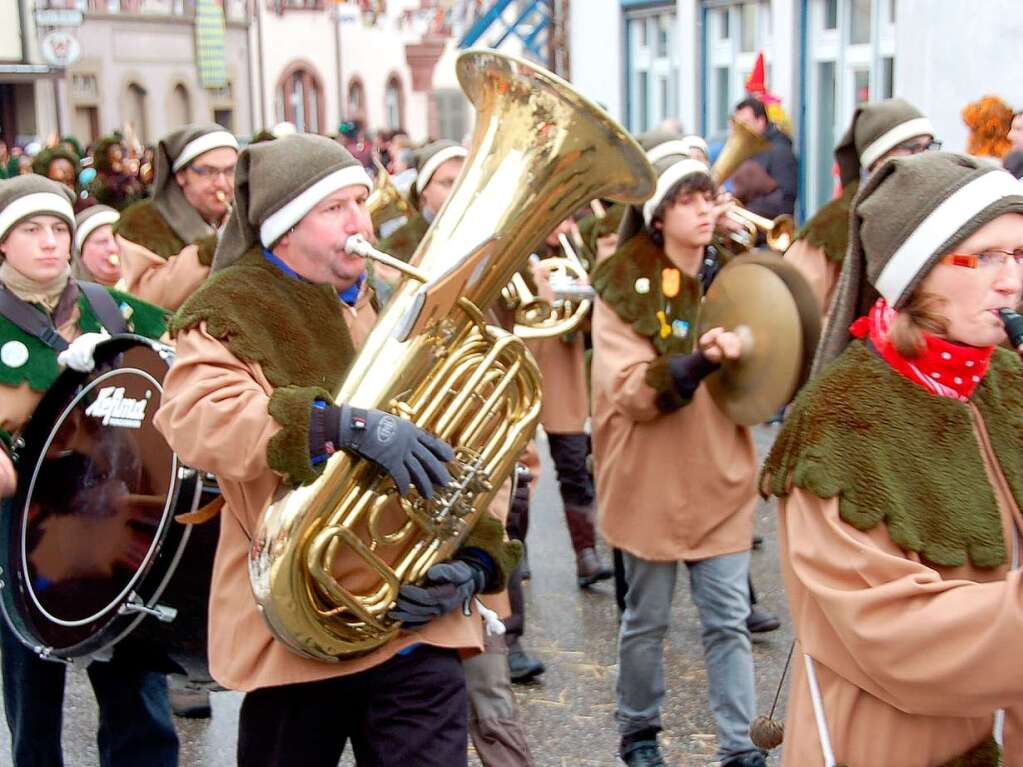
[993,523,1021,746]
[803,653,837,767]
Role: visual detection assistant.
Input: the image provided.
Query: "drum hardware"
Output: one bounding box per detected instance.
[118,592,178,623]
[178,467,196,481]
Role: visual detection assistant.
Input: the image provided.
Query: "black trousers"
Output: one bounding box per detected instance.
[237,645,468,767]
[546,432,595,506]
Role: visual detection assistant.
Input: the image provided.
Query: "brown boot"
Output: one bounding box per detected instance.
[564,504,613,588]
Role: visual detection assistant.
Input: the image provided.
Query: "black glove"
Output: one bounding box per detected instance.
[387,558,488,628]
[314,404,455,498]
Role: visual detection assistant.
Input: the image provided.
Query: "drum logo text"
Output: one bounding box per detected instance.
[84,386,150,429]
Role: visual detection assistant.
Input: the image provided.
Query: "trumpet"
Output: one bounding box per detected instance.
[367,160,416,231]
[723,205,796,253]
[501,232,594,339]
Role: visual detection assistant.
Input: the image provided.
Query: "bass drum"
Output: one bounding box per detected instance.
[0,334,217,682]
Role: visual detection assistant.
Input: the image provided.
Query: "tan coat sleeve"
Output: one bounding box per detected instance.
[118,235,209,311]
[782,487,1023,718]
[154,323,281,494]
[591,296,662,423]
[783,239,837,316]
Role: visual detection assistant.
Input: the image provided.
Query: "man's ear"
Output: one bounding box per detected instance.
[174,169,188,189]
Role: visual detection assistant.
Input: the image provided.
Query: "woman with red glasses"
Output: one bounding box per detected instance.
[762,153,1023,766]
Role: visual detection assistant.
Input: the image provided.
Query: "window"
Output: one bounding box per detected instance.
[853,68,870,104]
[73,106,100,144]
[169,83,192,126]
[823,0,838,29]
[384,77,403,131]
[657,17,669,58]
[214,109,233,132]
[348,79,365,123]
[740,3,757,52]
[719,8,730,39]
[625,8,679,133]
[125,82,148,143]
[850,0,871,44]
[637,71,649,133]
[881,56,894,99]
[815,61,837,204]
[714,67,730,135]
[276,65,324,134]
[434,89,468,142]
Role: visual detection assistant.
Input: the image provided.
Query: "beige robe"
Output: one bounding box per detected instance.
[153,288,492,692]
[525,333,589,435]
[117,236,208,311]
[590,295,755,562]
[778,404,1023,766]
[784,239,842,322]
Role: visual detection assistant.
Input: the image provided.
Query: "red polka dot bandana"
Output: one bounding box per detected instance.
[849,298,994,401]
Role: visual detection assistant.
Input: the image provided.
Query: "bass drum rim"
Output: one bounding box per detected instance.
[0,334,202,663]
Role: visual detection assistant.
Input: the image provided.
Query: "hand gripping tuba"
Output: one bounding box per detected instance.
[248,49,655,661]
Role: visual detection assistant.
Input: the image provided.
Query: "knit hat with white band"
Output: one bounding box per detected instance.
[617,156,713,244]
[815,152,1023,372]
[834,98,933,186]
[646,136,710,166]
[152,124,239,244]
[0,176,76,248]
[212,133,372,272]
[73,205,119,257]
[413,140,468,196]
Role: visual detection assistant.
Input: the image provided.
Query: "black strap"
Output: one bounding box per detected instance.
[0,285,69,352]
[78,282,128,335]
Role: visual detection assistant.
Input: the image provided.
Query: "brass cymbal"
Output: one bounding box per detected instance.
[697,255,821,425]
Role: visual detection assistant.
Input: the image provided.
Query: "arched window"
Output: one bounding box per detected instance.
[168,83,192,126]
[125,82,148,143]
[384,75,404,131]
[275,64,324,134]
[347,78,366,124]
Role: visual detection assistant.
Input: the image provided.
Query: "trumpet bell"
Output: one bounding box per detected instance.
[698,254,821,425]
[711,120,772,184]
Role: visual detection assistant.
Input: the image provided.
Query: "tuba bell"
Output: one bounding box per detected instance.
[248,49,656,661]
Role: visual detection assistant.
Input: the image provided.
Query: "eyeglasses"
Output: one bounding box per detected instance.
[943,250,1023,269]
[893,138,943,155]
[188,164,236,180]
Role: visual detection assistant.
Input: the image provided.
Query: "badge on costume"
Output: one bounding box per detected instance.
[634,277,650,295]
[1,341,29,369]
[661,268,681,298]
[672,320,689,339]
[656,310,672,339]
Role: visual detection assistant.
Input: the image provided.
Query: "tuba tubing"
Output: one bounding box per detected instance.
[248,49,655,661]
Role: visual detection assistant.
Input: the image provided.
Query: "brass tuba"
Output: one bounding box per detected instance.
[248,49,655,661]
[366,159,416,233]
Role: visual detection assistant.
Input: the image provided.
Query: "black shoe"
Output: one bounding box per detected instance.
[507,649,545,683]
[577,547,613,588]
[620,739,665,766]
[722,751,767,767]
[169,687,212,719]
[747,606,781,634]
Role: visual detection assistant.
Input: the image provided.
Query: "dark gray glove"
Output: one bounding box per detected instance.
[335,404,455,498]
[387,559,488,628]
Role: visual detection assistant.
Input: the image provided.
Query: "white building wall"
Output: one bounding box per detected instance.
[568,0,623,120]
[896,0,1023,154]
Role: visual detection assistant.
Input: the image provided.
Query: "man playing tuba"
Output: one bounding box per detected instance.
[154,134,520,767]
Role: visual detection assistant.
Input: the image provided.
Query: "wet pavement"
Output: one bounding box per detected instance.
[0,426,791,767]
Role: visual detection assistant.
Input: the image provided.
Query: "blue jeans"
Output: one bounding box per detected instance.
[1,620,179,767]
[615,550,757,762]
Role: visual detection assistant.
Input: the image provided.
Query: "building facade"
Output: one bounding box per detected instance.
[570,0,1023,220]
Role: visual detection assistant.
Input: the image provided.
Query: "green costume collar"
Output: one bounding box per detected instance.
[762,341,1023,569]
[591,230,702,356]
[0,288,167,393]
[115,199,187,260]
[378,212,429,265]
[794,180,858,264]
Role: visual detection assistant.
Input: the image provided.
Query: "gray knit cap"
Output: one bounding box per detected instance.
[74,205,119,258]
[835,98,933,186]
[153,123,239,244]
[816,152,1023,371]
[212,133,372,272]
[411,140,467,211]
[0,175,75,244]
